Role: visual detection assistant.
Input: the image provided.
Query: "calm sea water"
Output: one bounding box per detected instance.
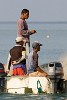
[0,22,67,64]
[0,21,67,99]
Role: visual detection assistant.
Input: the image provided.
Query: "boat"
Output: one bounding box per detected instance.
[0,43,66,94]
[0,61,66,94]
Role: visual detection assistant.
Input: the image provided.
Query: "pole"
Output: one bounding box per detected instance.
[26,42,30,74]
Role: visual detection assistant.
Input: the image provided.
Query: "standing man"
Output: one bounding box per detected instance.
[17,9,36,44]
[27,41,48,77]
[6,37,26,76]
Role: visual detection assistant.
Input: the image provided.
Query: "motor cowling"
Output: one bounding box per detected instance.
[41,62,64,93]
[0,63,7,77]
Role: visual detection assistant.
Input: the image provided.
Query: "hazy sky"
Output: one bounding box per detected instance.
[0,0,67,22]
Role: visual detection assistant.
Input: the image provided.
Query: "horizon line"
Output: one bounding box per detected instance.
[0,21,67,23]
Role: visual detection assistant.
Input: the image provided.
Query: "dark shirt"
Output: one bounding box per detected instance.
[27,51,38,74]
[33,51,38,68]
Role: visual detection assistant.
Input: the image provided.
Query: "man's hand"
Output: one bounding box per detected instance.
[12,61,17,65]
[6,70,9,74]
[30,30,37,34]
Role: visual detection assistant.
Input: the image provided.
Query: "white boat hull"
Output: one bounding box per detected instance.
[6,76,50,94]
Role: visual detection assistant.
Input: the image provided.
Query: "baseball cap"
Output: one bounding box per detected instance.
[32,41,42,48]
[15,37,24,42]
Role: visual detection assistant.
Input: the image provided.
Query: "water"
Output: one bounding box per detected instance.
[0,93,67,100]
[0,21,67,99]
[0,22,67,64]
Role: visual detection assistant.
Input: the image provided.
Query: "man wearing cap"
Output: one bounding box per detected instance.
[27,41,47,77]
[6,37,26,76]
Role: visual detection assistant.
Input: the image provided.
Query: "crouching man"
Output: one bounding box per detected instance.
[6,37,27,76]
[27,41,48,77]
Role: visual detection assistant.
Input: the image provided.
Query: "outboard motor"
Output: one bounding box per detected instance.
[0,63,7,92]
[41,62,64,94]
[48,63,59,93]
